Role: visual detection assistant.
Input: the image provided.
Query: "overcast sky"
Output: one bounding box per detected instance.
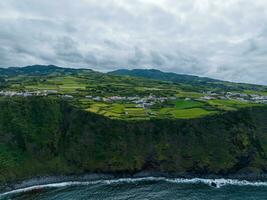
[0,0,267,84]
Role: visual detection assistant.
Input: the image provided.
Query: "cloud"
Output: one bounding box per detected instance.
[0,0,267,84]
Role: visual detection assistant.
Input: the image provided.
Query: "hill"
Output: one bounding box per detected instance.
[0,65,92,76]
[0,65,267,186]
[109,69,218,84]
[109,69,267,92]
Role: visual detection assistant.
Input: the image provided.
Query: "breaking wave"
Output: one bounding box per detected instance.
[1,177,267,198]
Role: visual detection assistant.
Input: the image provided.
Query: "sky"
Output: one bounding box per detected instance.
[0,0,267,85]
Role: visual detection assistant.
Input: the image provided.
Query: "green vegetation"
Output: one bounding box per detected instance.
[176,91,204,98]
[83,99,217,120]
[25,76,87,93]
[160,107,216,119]
[0,97,267,185]
[175,100,204,109]
[207,99,260,111]
[0,66,267,185]
[109,69,267,92]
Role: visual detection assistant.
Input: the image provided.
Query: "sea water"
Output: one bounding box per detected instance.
[1,177,267,200]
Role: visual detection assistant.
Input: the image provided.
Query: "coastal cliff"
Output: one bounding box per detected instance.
[0,97,267,184]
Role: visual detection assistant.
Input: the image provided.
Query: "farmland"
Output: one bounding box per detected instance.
[0,65,266,120]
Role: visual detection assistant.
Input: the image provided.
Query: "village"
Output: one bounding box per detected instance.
[85,94,177,108]
[200,91,267,104]
[0,90,58,97]
[85,91,267,107]
[1,89,267,108]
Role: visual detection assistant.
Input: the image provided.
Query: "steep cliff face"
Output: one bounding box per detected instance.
[0,97,267,183]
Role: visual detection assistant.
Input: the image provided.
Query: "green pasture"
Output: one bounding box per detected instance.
[207,99,260,111]
[25,76,87,93]
[175,100,205,109]
[159,107,216,119]
[176,91,203,98]
[85,99,217,120]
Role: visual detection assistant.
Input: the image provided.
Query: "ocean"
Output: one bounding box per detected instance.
[1,177,267,200]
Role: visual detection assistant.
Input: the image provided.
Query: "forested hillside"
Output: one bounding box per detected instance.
[1,97,267,184]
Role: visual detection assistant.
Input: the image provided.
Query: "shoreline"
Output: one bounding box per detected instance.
[2,171,267,194]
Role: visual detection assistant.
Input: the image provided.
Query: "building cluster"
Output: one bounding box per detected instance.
[1,89,267,105]
[0,90,58,97]
[200,91,267,104]
[86,95,176,108]
[0,90,77,100]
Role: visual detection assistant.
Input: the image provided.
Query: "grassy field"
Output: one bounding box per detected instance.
[83,99,218,120]
[176,91,203,98]
[86,103,148,119]
[25,76,87,93]
[159,107,216,119]
[83,98,263,120]
[207,99,260,111]
[172,108,216,119]
[176,100,205,109]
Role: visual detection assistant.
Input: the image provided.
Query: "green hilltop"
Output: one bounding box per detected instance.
[109,68,267,92]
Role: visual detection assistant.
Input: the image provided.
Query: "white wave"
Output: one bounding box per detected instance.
[1,177,267,198]
[164,178,267,188]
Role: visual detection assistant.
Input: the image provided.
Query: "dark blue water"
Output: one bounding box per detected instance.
[1,177,267,200]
